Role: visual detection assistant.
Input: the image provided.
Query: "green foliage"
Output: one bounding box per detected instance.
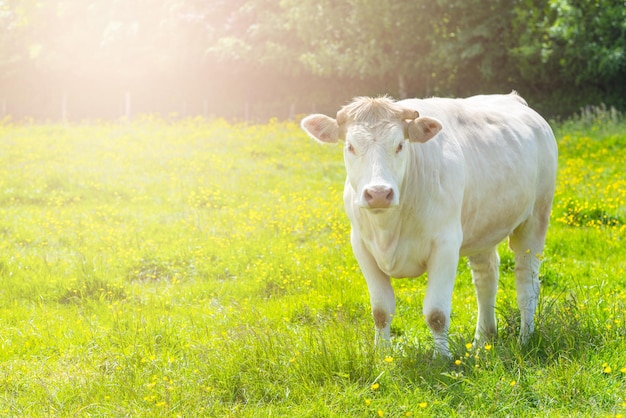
[2,0,625,120]
[547,0,626,84]
[428,0,519,95]
[510,0,626,114]
[0,116,625,416]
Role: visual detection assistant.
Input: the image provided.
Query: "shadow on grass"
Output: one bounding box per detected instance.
[57,276,127,304]
[497,287,615,368]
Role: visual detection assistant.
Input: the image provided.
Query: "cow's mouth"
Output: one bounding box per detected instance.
[360,206,397,214]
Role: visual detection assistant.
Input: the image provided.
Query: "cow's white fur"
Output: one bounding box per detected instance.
[301,93,557,358]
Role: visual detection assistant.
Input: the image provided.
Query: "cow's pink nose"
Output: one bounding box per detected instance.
[364,186,394,208]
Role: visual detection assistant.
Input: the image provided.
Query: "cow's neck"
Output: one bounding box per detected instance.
[362,196,410,242]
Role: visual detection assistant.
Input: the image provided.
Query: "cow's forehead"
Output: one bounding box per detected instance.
[346,120,403,144]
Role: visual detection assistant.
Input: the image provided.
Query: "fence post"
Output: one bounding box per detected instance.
[61,91,68,124]
[289,102,295,120]
[125,91,131,123]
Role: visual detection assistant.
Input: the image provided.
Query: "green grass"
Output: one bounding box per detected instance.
[0,112,625,417]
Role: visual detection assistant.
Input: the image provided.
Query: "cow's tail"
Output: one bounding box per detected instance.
[510,90,528,106]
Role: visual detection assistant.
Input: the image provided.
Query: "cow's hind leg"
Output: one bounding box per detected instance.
[468,247,500,343]
[509,212,549,343]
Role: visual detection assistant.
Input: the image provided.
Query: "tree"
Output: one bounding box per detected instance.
[430,0,520,96]
[207,0,436,99]
[547,0,626,92]
[0,0,227,118]
[286,0,436,98]
[510,0,626,113]
[1,0,624,119]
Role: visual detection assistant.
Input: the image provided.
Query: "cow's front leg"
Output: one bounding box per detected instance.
[368,273,395,346]
[351,235,395,345]
[423,241,460,359]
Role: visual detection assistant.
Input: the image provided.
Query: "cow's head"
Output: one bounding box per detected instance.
[301,97,442,209]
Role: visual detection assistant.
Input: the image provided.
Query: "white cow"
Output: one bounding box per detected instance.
[301,93,557,357]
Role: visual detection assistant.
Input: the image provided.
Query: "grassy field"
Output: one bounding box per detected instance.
[0,110,625,417]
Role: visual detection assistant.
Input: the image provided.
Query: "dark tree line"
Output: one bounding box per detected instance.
[1,0,624,121]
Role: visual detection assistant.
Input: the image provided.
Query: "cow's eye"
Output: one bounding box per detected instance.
[346,142,355,154]
[396,142,404,153]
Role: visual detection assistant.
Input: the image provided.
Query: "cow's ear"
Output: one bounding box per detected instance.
[405,117,442,143]
[301,114,340,143]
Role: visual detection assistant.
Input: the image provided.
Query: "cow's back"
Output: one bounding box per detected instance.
[398,93,557,256]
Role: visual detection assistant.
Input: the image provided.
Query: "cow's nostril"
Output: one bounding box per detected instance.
[364,186,394,208]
